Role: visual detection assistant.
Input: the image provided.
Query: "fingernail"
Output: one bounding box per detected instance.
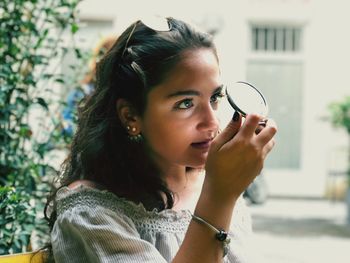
[232,111,240,122]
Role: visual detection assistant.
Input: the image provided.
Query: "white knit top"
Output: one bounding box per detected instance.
[51,185,253,262]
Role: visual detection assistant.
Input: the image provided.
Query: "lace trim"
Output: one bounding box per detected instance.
[56,185,192,233]
[56,185,251,235]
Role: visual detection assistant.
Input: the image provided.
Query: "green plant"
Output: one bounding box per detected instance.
[328,96,350,185]
[0,186,35,254]
[0,0,86,254]
[328,96,350,133]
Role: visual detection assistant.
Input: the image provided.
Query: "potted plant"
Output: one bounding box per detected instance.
[328,96,350,224]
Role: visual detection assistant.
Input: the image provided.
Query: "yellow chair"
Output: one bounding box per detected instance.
[0,250,46,263]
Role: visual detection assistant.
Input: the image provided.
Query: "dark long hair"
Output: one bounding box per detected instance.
[45,17,216,230]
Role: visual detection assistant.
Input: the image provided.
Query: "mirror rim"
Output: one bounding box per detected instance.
[225,81,268,117]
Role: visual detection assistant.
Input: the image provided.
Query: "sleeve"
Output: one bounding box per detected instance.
[51,206,168,263]
[226,197,254,263]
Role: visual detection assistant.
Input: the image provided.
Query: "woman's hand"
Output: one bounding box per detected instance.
[204,113,277,203]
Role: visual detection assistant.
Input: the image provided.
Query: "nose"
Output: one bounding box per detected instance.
[197,103,219,133]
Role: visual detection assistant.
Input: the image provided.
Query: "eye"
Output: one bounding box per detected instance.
[210,92,225,104]
[175,99,194,109]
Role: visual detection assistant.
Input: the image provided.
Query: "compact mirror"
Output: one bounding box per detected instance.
[225,81,268,118]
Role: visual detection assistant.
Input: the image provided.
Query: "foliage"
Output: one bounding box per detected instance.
[328,96,350,184]
[0,0,87,254]
[328,96,350,134]
[0,187,35,254]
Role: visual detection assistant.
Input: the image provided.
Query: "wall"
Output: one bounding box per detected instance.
[76,0,350,197]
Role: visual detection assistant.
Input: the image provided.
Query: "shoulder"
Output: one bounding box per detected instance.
[55,182,125,217]
[67,179,102,190]
[51,190,168,263]
[54,182,154,225]
[51,185,184,262]
[51,209,168,262]
[53,184,139,242]
[55,183,192,233]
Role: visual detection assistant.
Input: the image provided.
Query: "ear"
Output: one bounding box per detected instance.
[116,99,142,135]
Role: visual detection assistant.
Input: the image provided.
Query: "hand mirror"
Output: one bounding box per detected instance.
[225,81,268,125]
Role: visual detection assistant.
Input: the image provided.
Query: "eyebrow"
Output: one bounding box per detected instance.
[166,85,224,98]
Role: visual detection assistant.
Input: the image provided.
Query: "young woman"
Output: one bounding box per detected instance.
[46,17,277,262]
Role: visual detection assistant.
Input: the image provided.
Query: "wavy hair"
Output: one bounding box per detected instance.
[45,17,217,229]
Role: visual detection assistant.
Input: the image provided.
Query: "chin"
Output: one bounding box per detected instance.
[181,152,208,169]
[194,165,205,170]
[187,164,205,170]
[187,158,207,169]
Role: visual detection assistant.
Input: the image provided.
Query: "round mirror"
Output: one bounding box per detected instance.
[225,81,268,117]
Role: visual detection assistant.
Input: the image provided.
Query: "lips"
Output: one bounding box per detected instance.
[191,139,213,149]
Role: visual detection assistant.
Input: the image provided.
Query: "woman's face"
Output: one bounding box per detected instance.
[140,48,223,170]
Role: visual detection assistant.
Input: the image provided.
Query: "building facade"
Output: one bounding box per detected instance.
[73,0,350,198]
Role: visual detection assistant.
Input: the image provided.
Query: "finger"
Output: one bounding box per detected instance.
[255,122,277,147]
[210,111,242,152]
[266,118,277,129]
[262,138,276,158]
[238,114,261,138]
[255,124,265,134]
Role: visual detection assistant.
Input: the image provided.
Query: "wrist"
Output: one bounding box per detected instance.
[195,180,237,231]
[201,176,240,205]
[190,213,231,257]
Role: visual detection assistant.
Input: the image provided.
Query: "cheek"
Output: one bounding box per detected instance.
[144,117,186,141]
[142,113,194,148]
[141,102,199,150]
[141,115,166,147]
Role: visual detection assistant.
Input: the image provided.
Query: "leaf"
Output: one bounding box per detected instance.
[71,23,79,34]
[35,97,49,111]
[19,124,32,138]
[42,73,53,79]
[55,78,65,84]
[74,48,82,58]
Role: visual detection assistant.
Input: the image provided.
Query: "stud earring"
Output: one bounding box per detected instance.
[126,126,137,132]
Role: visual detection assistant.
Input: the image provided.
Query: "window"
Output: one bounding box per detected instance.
[251,25,302,52]
[247,23,304,169]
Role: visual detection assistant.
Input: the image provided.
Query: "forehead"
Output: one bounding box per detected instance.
[172,48,219,77]
[152,48,220,94]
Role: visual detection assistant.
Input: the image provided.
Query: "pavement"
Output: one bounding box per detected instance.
[246,198,350,263]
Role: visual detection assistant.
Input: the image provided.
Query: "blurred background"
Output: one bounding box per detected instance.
[69,0,350,199]
[1,0,350,261]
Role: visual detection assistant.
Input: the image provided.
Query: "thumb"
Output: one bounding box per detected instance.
[210,111,242,152]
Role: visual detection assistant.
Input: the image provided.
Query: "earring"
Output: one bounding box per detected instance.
[128,133,143,142]
[126,125,143,142]
[126,126,136,132]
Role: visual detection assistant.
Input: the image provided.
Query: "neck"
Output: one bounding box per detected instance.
[161,166,204,212]
[148,153,204,211]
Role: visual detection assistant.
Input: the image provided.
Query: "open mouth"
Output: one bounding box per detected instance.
[191,139,212,149]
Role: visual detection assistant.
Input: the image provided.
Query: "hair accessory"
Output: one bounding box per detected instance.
[191,213,231,257]
[122,16,171,58]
